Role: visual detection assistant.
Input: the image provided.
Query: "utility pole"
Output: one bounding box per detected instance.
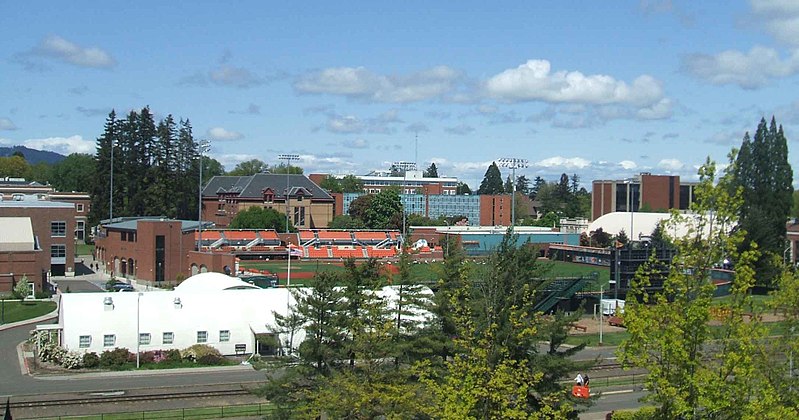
[277,154,300,288]
[393,161,416,241]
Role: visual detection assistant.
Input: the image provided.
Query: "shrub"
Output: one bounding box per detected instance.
[83,352,100,368]
[100,348,132,367]
[182,344,222,362]
[61,351,84,369]
[165,349,182,363]
[197,353,224,366]
[38,343,66,364]
[139,351,156,364]
[611,407,657,419]
[12,275,30,300]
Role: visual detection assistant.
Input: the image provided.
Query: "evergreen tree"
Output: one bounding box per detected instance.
[455,181,472,195]
[423,162,439,178]
[733,117,794,286]
[90,110,118,224]
[530,176,546,199]
[295,271,346,373]
[477,162,504,194]
[516,174,531,195]
[340,259,384,367]
[503,175,513,194]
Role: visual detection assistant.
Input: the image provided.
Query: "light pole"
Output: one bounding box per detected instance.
[136,291,143,368]
[110,139,117,221]
[278,154,300,288]
[599,284,604,346]
[393,161,417,240]
[626,179,634,241]
[498,158,529,228]
[197,140,211,251]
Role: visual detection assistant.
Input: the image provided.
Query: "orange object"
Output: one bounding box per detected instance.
[572,385,590,398]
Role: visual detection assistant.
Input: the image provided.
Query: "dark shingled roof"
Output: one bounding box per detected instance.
[203,174,333,201]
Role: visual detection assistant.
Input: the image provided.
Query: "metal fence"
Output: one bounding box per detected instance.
[33,402,276,420]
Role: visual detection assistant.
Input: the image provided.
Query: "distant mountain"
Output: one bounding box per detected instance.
[0,146,66,165]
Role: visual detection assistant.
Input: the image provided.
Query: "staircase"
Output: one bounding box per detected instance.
[533,273,596,314]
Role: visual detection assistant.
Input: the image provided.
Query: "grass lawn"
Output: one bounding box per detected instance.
[76,243,95,256]
[565,330,630,347]
[241,259,606,287]
[0,300,56,324]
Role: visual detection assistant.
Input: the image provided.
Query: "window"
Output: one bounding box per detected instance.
[293,207,305,227]
[219,330,230,342]
[76,203,84,212]
[103,334,116,347]
[50,244,66,258]
[139,333,151,345]
[197,331,208,343]
[163,332,174,344]
[79,335,91,348]
[51,221,66,237]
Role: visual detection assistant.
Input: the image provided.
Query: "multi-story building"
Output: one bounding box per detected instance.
[339,192,517,226]
[0,178,91,243]
[201,174,335,229]
[0,195,77,289]
[310,170,459,195]
[591,173,697,221]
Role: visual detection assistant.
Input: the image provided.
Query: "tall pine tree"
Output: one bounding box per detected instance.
[733,117,793,286]
[477,161,504,194]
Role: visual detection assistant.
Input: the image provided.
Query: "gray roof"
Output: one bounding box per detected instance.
[203,174,332,201]
[0,198,73,208]
[105,218,212,233]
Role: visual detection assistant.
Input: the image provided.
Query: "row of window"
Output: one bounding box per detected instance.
[120,231,137,242]
[79,330,231,348]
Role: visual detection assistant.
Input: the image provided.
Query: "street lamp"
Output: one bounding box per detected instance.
[625,179,635,241]
[197,140,211,251]
[109,139,118,221]
[136,291,143,368]
[498,158,529,228]
[278,154,300,288]
[393,161,417,240]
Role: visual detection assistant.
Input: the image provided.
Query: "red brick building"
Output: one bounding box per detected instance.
[201,174,334,229]
[591,173,697,221]
[95,218,235,285]
[0,197,77,292]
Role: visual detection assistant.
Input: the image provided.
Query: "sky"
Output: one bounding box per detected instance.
[2,0,799,189]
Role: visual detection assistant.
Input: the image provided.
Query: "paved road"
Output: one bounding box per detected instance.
[579,389,648,419]
[0,321,266,397]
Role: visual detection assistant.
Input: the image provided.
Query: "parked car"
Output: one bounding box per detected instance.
[107,282,134,292]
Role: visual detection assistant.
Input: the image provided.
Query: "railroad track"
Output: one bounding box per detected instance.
[7,383,262,410]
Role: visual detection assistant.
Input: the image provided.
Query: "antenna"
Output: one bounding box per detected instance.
[414,131,418,170]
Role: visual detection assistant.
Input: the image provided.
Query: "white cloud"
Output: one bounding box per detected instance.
[657,158,685,171]
[682,46,799,89]
[750,0,799,46]
[620,160,638,170]
[30,35,116,68]
[533,156,591,169]
[485,59,664,106]
[22,135,94,155]
[295,65,461,103]
[209,65,262,88]
[207,127,244,141]
[327,115,364,134]
[0,118,18,131]
[215,153,260,171]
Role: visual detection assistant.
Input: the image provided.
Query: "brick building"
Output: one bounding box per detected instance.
[201,174,334,229]
[310,170,459,195]
[0,196,77,292]
[591,173,697,221]
[95,218,235,285]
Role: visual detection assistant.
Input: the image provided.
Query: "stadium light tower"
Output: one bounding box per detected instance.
[197,140,211,251]
[497,157,529,227]
[278,154,300,288]
[393,161,417,240]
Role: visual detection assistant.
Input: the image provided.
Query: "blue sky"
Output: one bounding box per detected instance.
[2,0,799,189]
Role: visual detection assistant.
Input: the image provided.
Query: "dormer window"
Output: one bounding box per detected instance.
[262,187,275,203]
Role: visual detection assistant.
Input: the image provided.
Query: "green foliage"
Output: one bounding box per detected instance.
[364,189,402,229]
[732,117,794,286]
[477,161,504,194]
[230,206,287,231]
[82,352,100,368]
[0,155,31,178]
[295,271,346,373]
[609,406,657,419]
[619,157,796,418]
[197,353,225,366]
[328,214,366,230]
[319,175,343,193]
[13,275,30,300]
[100,348,133,368]
[228,158,268,176]
[181,344,222,362]
[423,162,439,178]
[50,153,96,193]
[269,163,303,175]
[456,181,472,195]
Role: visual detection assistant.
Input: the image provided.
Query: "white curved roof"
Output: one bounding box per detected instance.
[589,212,708,240]
[175,272,259,293]
[588,212,672,240]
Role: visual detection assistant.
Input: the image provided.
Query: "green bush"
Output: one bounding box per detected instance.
[83,352,100,368]
[182,344,222,362]
[611,406,657,419]
[99,348,132,367]
[197,353,224,366]
[165,349,182,362]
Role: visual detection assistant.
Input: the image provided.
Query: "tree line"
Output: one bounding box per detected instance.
[264,234,591,418]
